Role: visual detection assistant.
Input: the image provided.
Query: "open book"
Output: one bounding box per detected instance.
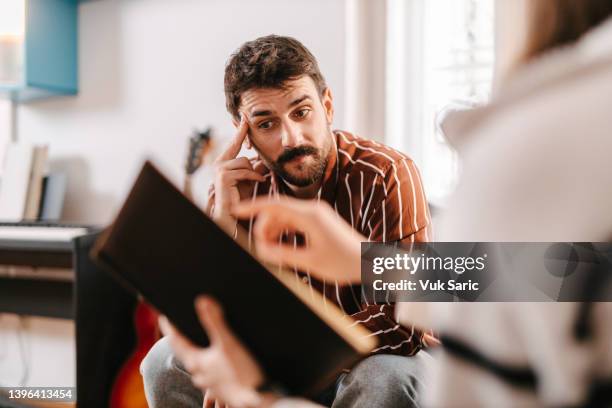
[91,161,376,396]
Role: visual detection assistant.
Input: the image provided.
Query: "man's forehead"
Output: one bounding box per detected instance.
[240,77,317,116]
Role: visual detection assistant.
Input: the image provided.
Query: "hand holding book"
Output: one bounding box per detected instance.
[160,296,267,408]
[92,161,376,396]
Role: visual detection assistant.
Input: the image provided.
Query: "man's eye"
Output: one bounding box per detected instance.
[294,108,310,118]
[258,121,274,130]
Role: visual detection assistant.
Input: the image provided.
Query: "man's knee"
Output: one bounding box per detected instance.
[141,336,182,385]
[354,354,421,390]
[334,354,426,408]
[140,336,199,407]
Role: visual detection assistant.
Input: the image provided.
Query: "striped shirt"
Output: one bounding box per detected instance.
[208,130,432,356]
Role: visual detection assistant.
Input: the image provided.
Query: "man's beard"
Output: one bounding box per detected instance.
[271,145,329,187]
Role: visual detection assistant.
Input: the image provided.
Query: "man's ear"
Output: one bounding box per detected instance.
[322,87,335,124]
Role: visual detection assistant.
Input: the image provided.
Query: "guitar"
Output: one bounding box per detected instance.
[109,128,213,408]
[109,300,159,408]
[184,127,214,200]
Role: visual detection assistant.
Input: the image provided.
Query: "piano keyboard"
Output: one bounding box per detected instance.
[0,222,90,242]
[0,265,74,281]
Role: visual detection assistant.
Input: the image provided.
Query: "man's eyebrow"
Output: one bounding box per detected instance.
[289,95,312,107]
[249,95,312,118]
[251,109,273,118]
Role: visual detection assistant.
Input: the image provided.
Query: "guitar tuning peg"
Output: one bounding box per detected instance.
[190,127,213,142]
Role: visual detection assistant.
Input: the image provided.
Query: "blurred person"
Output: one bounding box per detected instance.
[162,1,612,406]
[140,35,433,408]
[399,0,612,406]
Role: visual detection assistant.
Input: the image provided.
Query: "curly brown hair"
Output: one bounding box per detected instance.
[224,35,327,119]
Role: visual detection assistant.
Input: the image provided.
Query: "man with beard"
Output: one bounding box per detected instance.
[141,35,433,408]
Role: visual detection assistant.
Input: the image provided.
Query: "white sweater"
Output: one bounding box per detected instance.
[398,16,612,408]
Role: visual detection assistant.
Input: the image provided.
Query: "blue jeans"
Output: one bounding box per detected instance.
[141,336,427,407]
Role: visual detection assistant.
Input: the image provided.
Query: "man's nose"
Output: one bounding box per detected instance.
[281,122,305,148]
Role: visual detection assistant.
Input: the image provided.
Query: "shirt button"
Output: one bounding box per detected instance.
[302,276,309,284]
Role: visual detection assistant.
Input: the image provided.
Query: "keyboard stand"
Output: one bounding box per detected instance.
[0,232,141,407]
[0,239,76,319]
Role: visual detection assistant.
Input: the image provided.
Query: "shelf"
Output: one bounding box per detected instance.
[0,0,78,102]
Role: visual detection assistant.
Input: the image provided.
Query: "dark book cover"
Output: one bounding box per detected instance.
[91,160,375,396]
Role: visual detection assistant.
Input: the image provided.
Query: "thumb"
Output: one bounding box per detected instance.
[195,296,231,346]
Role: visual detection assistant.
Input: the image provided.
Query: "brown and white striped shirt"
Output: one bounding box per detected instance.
[208,130,432,356]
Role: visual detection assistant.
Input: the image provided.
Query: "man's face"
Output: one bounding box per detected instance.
[238,76,334,187]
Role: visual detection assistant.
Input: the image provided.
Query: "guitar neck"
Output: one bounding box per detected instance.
[183,128,213,200]
[183,175,194,200]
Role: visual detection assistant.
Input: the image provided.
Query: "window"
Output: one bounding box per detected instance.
[386,0,495,202]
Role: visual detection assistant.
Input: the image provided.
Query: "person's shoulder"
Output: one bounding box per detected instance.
[334,130,416,177]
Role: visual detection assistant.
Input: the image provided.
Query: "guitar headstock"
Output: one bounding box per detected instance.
[185,127,213,176]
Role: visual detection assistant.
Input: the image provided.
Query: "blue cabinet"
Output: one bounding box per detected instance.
[0,0,78,102]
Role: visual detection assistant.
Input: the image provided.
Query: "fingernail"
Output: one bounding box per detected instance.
[195,295,209,311]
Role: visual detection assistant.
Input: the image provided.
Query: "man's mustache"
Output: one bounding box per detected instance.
[277,146,319,165]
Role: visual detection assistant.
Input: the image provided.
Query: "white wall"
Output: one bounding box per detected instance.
[0,100,11,163]
[1,0,347,388]
[17,0,347,225]
[0,315,75,388]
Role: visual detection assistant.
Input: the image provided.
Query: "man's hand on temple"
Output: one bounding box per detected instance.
[212,115,266,232]
[160,296,270,408]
